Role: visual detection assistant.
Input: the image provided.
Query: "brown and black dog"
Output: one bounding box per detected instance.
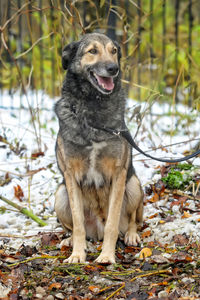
[54,33,143,263]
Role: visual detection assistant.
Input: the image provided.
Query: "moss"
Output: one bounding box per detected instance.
[162,168,192,190]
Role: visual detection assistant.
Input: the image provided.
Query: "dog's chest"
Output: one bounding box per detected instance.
[84,141,107,187]
[65,139,122,188]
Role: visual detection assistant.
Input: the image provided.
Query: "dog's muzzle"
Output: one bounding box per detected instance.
[88,63,119,95]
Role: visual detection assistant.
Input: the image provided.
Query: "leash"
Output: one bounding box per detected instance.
[91,124,200,163]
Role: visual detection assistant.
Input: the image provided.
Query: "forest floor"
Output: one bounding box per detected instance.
[0,93,200,300]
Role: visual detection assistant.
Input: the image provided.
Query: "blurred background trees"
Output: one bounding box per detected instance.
[0,0,199,110]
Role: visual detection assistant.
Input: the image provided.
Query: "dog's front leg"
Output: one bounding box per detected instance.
[64,173,86,263]
[95,169,127,264]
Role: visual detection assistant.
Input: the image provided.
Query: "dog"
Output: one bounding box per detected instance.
[54,33,143,264]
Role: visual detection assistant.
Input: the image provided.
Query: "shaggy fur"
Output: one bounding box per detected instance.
[54,33,143,263]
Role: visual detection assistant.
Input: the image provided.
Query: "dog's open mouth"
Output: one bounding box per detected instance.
[90,72,114,94]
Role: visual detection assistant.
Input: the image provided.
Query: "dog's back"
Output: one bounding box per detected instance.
[55,33,143,263]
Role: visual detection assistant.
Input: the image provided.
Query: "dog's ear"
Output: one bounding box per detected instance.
[112,40,121,61]
[62,41,80,70]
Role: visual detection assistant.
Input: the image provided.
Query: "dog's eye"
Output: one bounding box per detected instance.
[111,48,117,55]
[89,48,98,55]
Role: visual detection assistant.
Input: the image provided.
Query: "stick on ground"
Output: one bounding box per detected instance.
[0,195,47,227]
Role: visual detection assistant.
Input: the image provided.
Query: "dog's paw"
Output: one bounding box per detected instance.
[64,251,86,263]
[95,253,115,264]
[60,236,73,248]
[124,231,140,246]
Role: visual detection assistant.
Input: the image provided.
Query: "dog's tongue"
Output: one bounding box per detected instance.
[95,74,114,91]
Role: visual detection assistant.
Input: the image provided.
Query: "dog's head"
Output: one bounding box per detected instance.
[62,33,121,95]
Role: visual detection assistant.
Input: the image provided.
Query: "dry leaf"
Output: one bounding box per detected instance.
[31,151,44,159]
[139,247,152,259]
[170,252,193,263]
[150,255,169,264]
[97,243,102,251]
[159,220,165,224]
[84,265,98,273]
[14,185,24,201]
[141,230,152,238]
[26,167,46,176]
[48,282,61,290]
[88,285,100,293]
[173,234,189,246]
[149,193,159,203]
[41,233,60,247]
[148,213,158,219]
[181,211,192,219]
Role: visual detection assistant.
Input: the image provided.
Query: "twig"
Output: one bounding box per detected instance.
[132,137,200,158]
[122,79,161,94]
[1,31,41,150]
[195,182,200,197]
[8,255,65,267]
[15,32,54,59]
[96,284,120,295]
[105,269,171,300]
[0,195,47,227]
[164,189,200,201]
[106,283,125,300]
[0,231,64,239]
[101,268,138,276]
[0,2,31,32]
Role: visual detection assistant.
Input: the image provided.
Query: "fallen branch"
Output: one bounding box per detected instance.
[105,269,171,300]
[0,195,47,227]
[8,255,65,267]
[165,189,200,201]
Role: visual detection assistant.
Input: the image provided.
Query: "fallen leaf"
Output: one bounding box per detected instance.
[4,255,19,263]
[170,196,187,209]
[147,241,156,247]
[116,252,124,260]
[148,193,159,203]
[41,233,60,247]
[124,246,140,254]
[76,276,81,281]
[164,216,176,223]
[181,211,192,218]
[170,252,193,263]
[153,179,166,195]
[18,244,37,257]
[139,247,152,259]
[84,265,98,273]
[88,285,100,293]
[150,255,169,264]
[48,282,61,290]
[145,185,153,196]
[14,185,24,201]
[97,243,102,251]
[172,267,180,276]
[151,280,168,287]
[165,248,177,253]
[173,234,189,246]
[141,230,152,238]
[159,220,165,224]
[160,165,169,177]
[31,151,44,159]
[148,213,158,219]
[26,167,46,176]
[60,244,70,251]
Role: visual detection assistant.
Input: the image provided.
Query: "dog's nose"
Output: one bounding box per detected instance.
[106,63,119,76]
